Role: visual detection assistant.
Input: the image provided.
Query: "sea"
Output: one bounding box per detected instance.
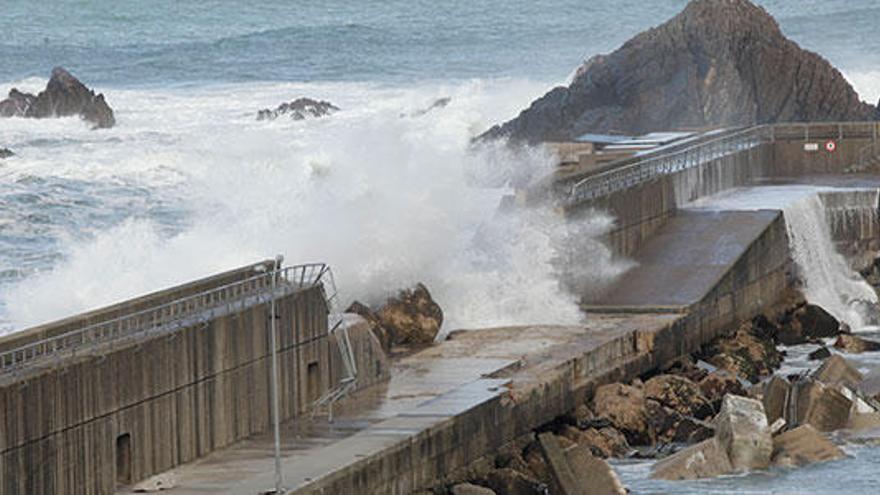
[2,1,880,492]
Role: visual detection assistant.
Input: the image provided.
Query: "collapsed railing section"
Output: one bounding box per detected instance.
[0,263,334,374]
[568,125,772,204]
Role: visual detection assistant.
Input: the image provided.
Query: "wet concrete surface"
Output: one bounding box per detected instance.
[592,209,779,308]
[120,315,677,494]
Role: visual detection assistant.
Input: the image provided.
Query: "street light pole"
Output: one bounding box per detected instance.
[270,254,284,494]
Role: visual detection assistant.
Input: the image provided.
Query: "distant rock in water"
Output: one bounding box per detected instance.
[0,67,115,129]
[410,97,451,117]
[256,98,339,121]
[481,0,876,143]
[0,147,13,159]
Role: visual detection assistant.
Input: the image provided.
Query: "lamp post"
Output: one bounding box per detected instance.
[269,254,284,494]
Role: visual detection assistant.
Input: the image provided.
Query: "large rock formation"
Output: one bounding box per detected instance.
[0,67,115,129]
[481,0,874,143]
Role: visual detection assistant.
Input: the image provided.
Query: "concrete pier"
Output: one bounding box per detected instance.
[5,121,880,494]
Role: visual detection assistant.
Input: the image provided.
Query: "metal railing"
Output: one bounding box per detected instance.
[857,140,880,171]
[0,262,334,373]
[569,125,772,204]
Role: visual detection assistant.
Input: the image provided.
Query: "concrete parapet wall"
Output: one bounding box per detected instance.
[770,122,880,175]
[568,144,772,258]
[820,190,880,255]
[0,260,276,356]
[0,285,335,494]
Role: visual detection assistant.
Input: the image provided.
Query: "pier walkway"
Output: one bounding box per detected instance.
[590,209,780,310]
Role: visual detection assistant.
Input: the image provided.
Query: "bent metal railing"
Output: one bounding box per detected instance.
[0,262,335,373]
[568,125,772,204]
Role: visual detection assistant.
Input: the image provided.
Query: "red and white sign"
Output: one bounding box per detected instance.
[825,140,837,153]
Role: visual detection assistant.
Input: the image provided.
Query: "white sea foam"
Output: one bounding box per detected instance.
[0,78,632,333]
[690,185,880,330]
[845,69,880,105]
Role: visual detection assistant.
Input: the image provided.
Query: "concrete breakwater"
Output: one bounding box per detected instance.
[4,121,880,494]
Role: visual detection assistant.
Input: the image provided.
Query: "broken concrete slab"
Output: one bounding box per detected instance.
[813,354,864,389]
[650,438,733,480]
[565,445,627,495]
[771,425,845,468]
[715,395,772,471]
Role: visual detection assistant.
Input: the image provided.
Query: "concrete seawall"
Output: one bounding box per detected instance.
[0,265,387,494]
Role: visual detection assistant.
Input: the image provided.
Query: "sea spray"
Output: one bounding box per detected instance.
[0,78,633,333]
[783,194,878,330]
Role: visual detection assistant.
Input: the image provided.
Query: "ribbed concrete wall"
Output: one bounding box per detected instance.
[567,144,773,258]
[821,190,880,255]
[0,285,343,494]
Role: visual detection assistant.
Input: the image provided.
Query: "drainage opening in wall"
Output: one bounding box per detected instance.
[116,433,132,486]
[307,361,319,402]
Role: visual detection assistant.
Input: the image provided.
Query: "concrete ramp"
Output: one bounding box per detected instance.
[588,209,781,310]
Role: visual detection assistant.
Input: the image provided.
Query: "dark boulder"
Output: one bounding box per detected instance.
[0,148,13,159]
[776,304,842,345]
[256,98,339,121]
[808,347,833,361]
[480,0,875,143]
[0,67,115,129]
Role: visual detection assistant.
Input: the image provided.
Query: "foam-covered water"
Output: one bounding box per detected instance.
[0,79,638,332]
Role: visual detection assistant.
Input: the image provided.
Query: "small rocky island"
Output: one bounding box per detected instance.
[481,0,876,143]
[256,97,339,121]
[0,67,115,129]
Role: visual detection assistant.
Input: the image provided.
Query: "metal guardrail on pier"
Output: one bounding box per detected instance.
[0,263,335,373]
[568,125,771,204]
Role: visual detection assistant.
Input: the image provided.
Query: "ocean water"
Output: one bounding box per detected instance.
[2,3,880,491]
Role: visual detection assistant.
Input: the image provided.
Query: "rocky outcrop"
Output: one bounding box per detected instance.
[256,98,339,121]
[702,318,784,382]
[0,148,13,159]
[346,283,443,351]
[0,67,115,129]
[644,374,713,419]
[834,334,880,354]
[591,383,651,445]
[480,0,874,143]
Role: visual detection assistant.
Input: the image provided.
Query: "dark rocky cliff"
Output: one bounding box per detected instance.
[481,0,875,144]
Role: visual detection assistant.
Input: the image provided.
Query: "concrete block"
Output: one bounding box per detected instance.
[813,354,863,389]
[771,425,845,468]
[762,375,790,424]
[715,395,772,471]
[651,438,733,480]
[565,445,627,495]
[795,379,853,432]
[537,432,580,495]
